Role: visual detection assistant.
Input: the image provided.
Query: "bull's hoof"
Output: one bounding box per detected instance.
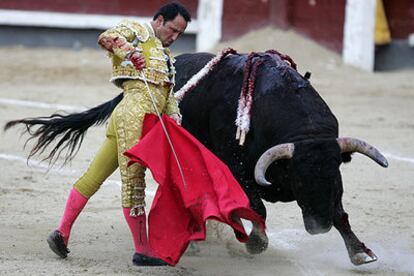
[245,229,268,254]
[350,250,378,266]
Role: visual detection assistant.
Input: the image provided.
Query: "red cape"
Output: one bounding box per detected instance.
[124,114,265,265]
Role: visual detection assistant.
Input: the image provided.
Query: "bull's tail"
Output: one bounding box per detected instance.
[4,93,124,166]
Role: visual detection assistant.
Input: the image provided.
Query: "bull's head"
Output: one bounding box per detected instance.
[254,138,388,235]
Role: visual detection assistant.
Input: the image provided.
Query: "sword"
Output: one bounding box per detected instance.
[140,72,188,190]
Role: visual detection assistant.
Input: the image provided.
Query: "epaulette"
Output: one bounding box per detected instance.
[117,20,150,43]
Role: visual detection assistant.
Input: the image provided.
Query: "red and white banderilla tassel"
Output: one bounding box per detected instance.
[235,56,264,146]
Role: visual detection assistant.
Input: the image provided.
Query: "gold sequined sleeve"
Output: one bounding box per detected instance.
[164,89,181,115]
[98,24,137,59]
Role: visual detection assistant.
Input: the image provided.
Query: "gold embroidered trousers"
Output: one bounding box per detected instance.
[74,80,172,215]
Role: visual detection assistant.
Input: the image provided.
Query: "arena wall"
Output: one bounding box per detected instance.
[0,0,412,69]
[0,0,198,18]
[222,0,413,55]
[382,0,414,39]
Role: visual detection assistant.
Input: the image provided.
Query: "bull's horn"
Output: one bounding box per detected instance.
[337,137,388,167]
[254,143,294,186]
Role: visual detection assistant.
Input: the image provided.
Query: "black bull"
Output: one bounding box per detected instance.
[5,51,388,266]
[174,52,388,266]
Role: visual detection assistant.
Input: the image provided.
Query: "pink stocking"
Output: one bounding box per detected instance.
[57,188,88,245]
[123,208,152,256]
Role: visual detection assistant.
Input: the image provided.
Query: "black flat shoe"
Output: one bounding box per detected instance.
[132,252,169,266]
[47,230,70,258]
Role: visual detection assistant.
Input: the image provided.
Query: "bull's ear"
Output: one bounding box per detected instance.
[341,152,352,163]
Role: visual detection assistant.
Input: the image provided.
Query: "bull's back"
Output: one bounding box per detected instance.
[174,52,338,145]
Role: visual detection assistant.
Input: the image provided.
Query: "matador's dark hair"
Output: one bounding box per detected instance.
[4,93,124,166]
[153,2,192,23]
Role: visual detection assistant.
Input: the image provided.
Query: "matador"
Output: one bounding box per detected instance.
[45,3,191,266]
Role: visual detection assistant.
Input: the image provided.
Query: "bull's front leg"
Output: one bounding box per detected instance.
[333,203,377,265]
[245,221,268,254]
[214,144,269,255]
[239,180,269,255]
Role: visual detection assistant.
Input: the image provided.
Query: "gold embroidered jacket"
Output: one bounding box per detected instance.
[98,20,179,115]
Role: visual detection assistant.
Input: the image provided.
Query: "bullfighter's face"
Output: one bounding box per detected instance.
[153,14,187,47]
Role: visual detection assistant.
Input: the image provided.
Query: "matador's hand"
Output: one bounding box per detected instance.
[169,113,182,125]
[129,52,146,70]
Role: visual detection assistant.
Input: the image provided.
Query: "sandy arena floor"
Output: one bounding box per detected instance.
[1,28,413,275]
